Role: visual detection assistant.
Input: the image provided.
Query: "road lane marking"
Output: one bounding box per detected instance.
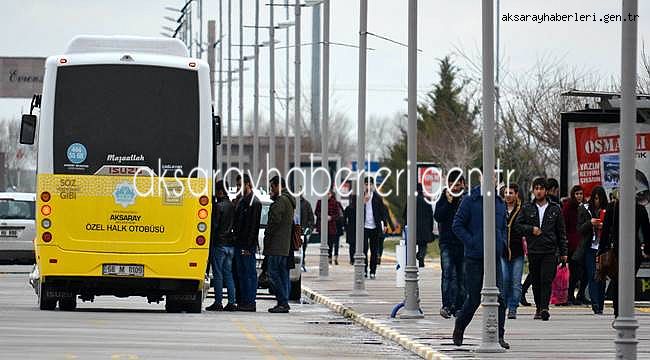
[252,320,295,360]
[232,319,276,360]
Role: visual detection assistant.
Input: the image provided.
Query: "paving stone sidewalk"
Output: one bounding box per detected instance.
[300,244,650,359]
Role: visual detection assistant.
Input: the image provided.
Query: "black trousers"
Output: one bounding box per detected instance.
[363,228,381,275]
[528,253,557,311]
[567,252,584,302]
[610,262,641,317]
[416,242,428,262]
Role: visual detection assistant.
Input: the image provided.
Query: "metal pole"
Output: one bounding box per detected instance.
[401,0,422,319]
[253,0,260,179]
[477,0,502,353]
[352,0,368,297]
[227,0,232,177]
[208,20,216,118]
[238,0,244,171]
[294,0,302,225]
[495,0,500,146]
[270,0,277,171]
[311,3,322,149]
[199,0,204,58]
[284,0,291,175]
[189,3,193,56]
[615,1,640,358]
[319,0,330,279]
[217,0,224,178]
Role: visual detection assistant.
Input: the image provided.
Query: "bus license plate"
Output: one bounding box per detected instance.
[102,264,144,277]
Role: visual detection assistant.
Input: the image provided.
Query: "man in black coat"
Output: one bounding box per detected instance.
[515,177,568,321]
[433,170,466,318]
[404,183,434,268]
[362,177,389,279]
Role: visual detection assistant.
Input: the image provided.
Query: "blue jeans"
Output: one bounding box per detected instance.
[234,246,258,306]
[455,257,506,339]
[267,255,289,306]
[211,245,236,305]
[440,244,465,312]
[501,255,525,311]
[584,247,605,312]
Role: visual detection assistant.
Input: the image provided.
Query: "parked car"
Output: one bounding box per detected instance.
[0,192,36,264]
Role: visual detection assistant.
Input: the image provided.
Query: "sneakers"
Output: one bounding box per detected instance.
[268,304,290,313]
[369,273,376,279]
[520,293,532,307]
[223,303,237,312]
[205,302,224,311]
[499,338,510,349]
[334,256,339,265]
[452,326,464,346]
[540,309,550,321]
[237,303,256,312]
[418,259,425,268]
[440,307,452,319]
[533,310,542,320]
[507,309,517,319]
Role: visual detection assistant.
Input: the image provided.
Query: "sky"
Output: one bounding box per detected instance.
[1,0,650,137]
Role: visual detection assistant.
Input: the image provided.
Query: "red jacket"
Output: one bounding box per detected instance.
[315,197,342,236]
[562,201,580,253]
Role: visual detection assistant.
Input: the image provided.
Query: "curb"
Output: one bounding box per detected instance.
[302,286,451,360]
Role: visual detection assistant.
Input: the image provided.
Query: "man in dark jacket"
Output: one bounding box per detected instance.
[233,174,262,312]
[515,177,568,321]
[264,176,296,313]
[344,194,357,265]
[300,195,314,271]
[206,180,237,311]
[363,177,389,279]
[433,171,466,318]
[415,183,434,267]
[452,184,509,349]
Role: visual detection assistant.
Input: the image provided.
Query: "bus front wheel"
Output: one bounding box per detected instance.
[59,296,77,311]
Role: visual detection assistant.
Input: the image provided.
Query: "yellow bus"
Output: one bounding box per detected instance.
[19,36,218,313]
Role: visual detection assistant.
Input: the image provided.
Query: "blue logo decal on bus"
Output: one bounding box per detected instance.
[66,143,87,164]
[113,182,137,208]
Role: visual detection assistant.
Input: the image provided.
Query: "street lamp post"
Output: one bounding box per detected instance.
[352,0,368,297]
[217,0,224,177]
[270,0,277,171]
[318,0,330,279]
[401,0,423,319]
[239,0,244,172]
[253,0,260,179]
[227,0,233,180]
[477,0,502,353]
[285,0,291,177]
[615,0,640,358]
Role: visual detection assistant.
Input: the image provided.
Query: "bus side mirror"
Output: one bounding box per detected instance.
[19,114,37,145]
[213,114,221,146]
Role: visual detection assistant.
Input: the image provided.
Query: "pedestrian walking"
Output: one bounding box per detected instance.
[232,174,262,312]
[300,195,315,272]
[598,194,650,318]
[515,177,568,321]
[206,180,237,311]
[433,170,466,318]
[576,186,607,314]
[362,177,389,279]
[501,183,525,319]
[344,194,357,265]
[315,189,343,265]
[264,176,296,313]
[451,183,509,349]
[563,185,587,305]
[415,183,434,268]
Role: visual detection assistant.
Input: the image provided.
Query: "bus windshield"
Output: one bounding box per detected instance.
[53,64,199,177]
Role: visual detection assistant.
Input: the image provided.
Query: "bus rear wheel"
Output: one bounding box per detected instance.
[38,282,57,311]
[59,296,77,311]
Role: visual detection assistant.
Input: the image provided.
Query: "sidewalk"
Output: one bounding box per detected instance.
[300,244,650,359]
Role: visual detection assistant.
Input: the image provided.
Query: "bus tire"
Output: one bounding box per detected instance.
[59,296,77,311]
[38,282,57,311]
[186,291,203,314]
[289,278,301,301]
[165,298,181,313]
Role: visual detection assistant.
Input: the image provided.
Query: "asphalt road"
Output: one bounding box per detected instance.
[0,266,416,360]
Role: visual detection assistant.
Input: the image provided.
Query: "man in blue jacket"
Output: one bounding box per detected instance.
[452,184,509,350]
[433,170,466,319]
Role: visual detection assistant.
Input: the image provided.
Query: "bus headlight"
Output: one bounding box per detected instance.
[197,222,207,232]
[41,219,52,229]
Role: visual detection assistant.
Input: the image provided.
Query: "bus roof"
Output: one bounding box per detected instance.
[65,35,189,57]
